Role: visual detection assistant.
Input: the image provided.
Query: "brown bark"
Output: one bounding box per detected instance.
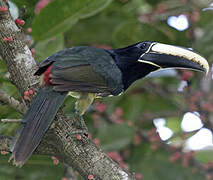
[0,1,135,179]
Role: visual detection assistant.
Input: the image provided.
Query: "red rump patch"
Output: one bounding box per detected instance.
[43,65,52,85]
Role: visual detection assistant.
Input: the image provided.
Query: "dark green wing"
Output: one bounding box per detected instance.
[50,64,113,94]
[47,46,123,95]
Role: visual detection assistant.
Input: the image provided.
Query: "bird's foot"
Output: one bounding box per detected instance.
[72,112,88,137]
[23,88,34,100]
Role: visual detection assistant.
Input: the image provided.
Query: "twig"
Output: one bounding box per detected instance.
[0,89,26,114]
[140,110,184,122]
[1,119,21,123]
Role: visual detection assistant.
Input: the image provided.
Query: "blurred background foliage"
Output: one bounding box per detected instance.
[1,0,213,179]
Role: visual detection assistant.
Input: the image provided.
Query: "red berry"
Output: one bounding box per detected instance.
[93,138,100,145]
[107,151,120,160]
[15,19,25,25]
[192,11,200,22]
[169,152,182,163]
[88,174,94,179]
[107,151,118,159]
[7,36,13,42]
[0,6,8,12]
[51,156,56,160]
[88,133,92,139]
[135,173,143,180]
[27,27,32,33]
[205,173,213,180]
[31,48,35,55]
[133,134,141,145]
[29,89,34,95]
[181,71,194,81]
[1,151,8,155]
[115,107,123,116]
[76,134,82,140]
[202,103,213,112]
[35,0,51,14]
[24,95,30,100]
[94,101,107,113]
[24,91,30,96]
[3,37,8,42]
[150,144,158,151]
[156,3,168,13]
[19,20,25,25]
[186,151,195,158]
[61,178,68,180]
[53,159,59,165]
[51,156,59,165]
[170,146,177,151]
[15,19,20,24]
[206,162,213,169]
[119,161,127,169]
[3,37,13,42]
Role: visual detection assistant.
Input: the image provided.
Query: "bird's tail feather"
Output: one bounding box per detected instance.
[10,86,67,167]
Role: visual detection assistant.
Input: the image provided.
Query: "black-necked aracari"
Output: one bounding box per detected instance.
[10,41,209,166]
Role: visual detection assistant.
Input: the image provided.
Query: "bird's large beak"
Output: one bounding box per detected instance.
[138,43,209,74]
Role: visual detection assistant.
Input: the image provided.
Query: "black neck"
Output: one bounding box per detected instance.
[106,49,157,90]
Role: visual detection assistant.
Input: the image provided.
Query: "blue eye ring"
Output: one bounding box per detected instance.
[138,42,147,49]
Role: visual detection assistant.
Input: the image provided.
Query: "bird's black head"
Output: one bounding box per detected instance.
[107,41,157,90]
[107,41,209,91]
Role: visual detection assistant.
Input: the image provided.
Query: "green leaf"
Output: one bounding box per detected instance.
[112,21,171,47]
[166,117,182,134]
[195,150,213,163]
[32,0,113,41]
[34,34,64,61]
[0,155,64,180]
[64,0,139,47]
[64,12,123,46]
[144,0,166,6]
[12,0,37,9]
[157,22,190,47]
[128,145,205,180]
[194,20,213,61]
[97,124,134,151]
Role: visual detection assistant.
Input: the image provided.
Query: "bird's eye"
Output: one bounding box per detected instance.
[138,43,147,49]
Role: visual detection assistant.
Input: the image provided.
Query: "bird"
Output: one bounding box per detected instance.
[10,41,209,167]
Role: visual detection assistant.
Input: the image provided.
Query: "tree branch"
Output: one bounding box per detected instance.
[1,119,21,123]
[0,89,26,114]
[0,1,135,179]
[0,134,61,156]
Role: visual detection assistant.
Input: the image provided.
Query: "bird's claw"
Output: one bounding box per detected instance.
[72,112,88,137]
